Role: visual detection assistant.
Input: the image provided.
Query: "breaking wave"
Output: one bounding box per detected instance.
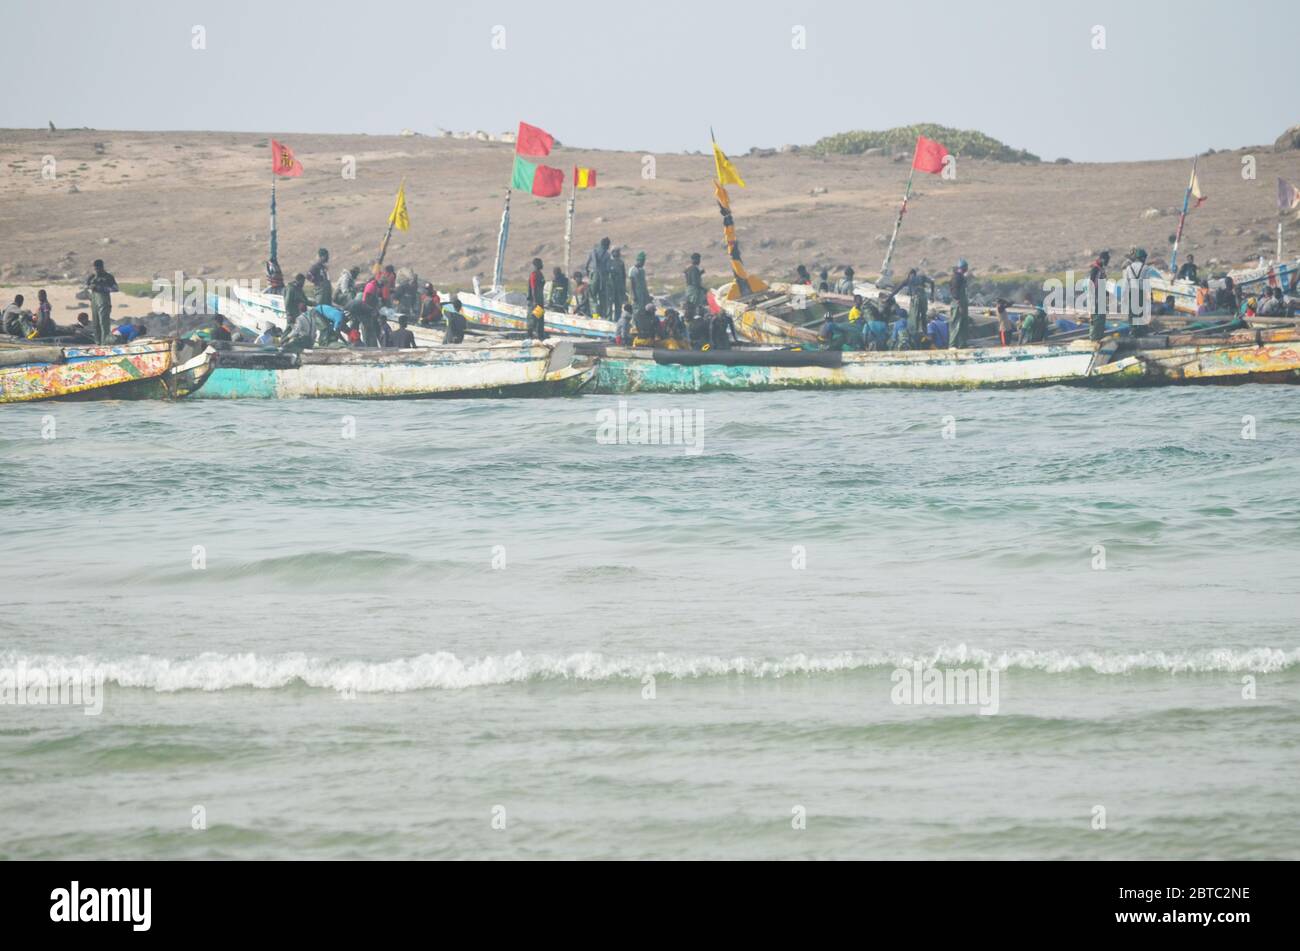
[3,645,1297,694]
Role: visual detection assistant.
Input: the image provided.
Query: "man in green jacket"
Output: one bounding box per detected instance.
[628,251,651,314]
[949,259,971,348]
[85,259,119,344]
[608,248,628,319]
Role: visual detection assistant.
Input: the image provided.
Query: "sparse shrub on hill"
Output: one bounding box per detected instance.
[813,124,1040,163]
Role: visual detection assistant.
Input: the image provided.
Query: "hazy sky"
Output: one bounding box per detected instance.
[2,0,1296,162]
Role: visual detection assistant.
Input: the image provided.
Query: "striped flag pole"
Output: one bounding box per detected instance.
[880,156,917,285]
[563,172,576,275]
[1170,155,1197,277]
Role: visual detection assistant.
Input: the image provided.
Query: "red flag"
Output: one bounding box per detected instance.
[912,135,949,175]
[531,164,565,197]
[516,122,554,158]
[271,139,303,177]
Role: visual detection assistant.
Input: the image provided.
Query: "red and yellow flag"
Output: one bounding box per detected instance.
[574,167,597,189]
[271,139,303,177]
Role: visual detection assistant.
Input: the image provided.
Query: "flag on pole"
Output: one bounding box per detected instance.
[1189,168,1207,208]
[1278,177,1300,211]
[912,135,950,175]
[574,167,597,189]
[712,141,746,188]
[271,139,303,177]
[516,122,555,157]
[511,156,565,197]
[388,181,409,232]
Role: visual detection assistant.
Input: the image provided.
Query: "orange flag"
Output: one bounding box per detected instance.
[271,139,303,177]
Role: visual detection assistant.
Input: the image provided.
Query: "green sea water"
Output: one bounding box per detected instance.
[1,386,1298,859]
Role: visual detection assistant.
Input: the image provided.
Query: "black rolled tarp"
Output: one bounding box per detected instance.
[651,348,843,368]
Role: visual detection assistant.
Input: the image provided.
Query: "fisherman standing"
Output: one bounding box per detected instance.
[684,253,706,319]
[527,258,547,340]
[1122,248,1151,335]
[308,248,332,305]
[628,252,651,314]
[335,265,361,305]
[284,273,311,325]
[85,259,119,344]
[1087,250,1111,341]
[609,249,628,319]
[948,259,971,348]
[901,270,931,350]
[585,238,613,318]
[571,271,592,316]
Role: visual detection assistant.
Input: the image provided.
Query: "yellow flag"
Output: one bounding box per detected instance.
[712,141,746,188]
[1190,169,1206,207]
[388,181,410,232]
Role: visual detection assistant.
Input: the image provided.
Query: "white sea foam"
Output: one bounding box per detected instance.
[2,645,1296,694]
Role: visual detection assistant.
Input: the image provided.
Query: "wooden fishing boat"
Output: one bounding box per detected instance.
[1120,329,1300,384]
[194,339,594,399]
[581,339,1137,393]
[1148,257,1300,315]
[455,289,617,339]
[0,338,216,403]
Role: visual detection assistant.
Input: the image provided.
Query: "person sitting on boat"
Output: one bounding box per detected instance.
[817,269,830,293]
[687,311,710,350]
[1176,254,1198,284]
[2,294,26,336]
[113,320,147,343]
[210,315,233,342]
[660,308,686,350]
[1018,301,1050,344]
[615,303,633,346]
[264,258,285,295]
[255,322,278,346]
[280,308,317,353]
[571,271,592,316]
[391,315,417,349]
[418,283,443,326]
[548,268,570,313]
[835,266,856,296]
[795,264,813,286]
[709,307,738,351]
[632,303,659,347]
[1257,286,1285,317]
[1213,277,1239,316]
[926,313,950,349]
[863,308,890,351]
[1194,280,1213,316]
[819,312,846,351]
[1243,296,1258,318]
[443,295,467,344]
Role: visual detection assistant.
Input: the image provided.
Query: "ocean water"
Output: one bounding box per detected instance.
[1,386,1298,860]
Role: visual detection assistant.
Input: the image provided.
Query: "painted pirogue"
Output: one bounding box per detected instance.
[194,339,594,399]
[0,338,217,403]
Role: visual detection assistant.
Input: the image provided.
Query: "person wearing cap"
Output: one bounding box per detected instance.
[835,266,856,296]
[255,322,278,345]
[307,248,331,305]
[947,259,971,348]
[85,258,119,344]
[684,253,706,319]
[628,252,651,314]
[547,267,570,313]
